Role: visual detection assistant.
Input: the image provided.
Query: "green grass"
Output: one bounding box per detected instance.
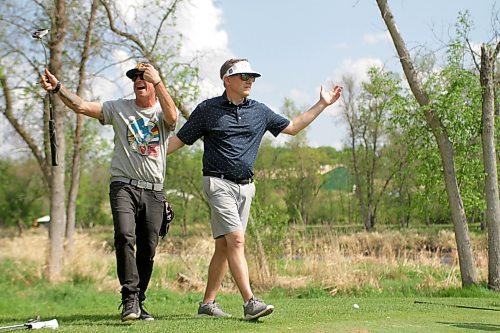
[1,280,498,333]
[0,229,496,333]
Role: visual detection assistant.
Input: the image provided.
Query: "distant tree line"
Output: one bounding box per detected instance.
[0,0,497,288]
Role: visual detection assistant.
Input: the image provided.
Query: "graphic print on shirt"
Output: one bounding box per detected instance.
[127,116,160,157]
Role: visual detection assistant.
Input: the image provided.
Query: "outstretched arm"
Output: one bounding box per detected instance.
[167,135,185,155]
[40,69,102,120]
[281,85,342,136]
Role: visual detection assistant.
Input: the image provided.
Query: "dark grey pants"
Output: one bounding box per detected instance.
[109,181,164,301]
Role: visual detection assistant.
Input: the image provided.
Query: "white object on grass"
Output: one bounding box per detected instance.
[29,319,59,330]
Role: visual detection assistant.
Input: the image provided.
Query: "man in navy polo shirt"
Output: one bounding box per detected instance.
[168,58,342,320]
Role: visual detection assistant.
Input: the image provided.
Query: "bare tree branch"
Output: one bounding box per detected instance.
[100,0,147,52]
[150,0,181,54]
[0,76,48,175]
[466,38,481,71]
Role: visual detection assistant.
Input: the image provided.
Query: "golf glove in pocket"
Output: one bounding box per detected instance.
[160,201,174,239]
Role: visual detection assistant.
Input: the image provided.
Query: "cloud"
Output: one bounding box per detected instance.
[330,57,384,85]
[362,31,391,44]
[176,0,233,101]
[176,0,229,56]
[88,0,233,107]
[288,88,312,106]
[313,57,384,118]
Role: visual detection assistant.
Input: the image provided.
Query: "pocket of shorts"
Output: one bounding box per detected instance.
[250,182,256,199]
[202,176,211,199]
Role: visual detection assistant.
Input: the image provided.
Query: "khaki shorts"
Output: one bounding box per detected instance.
[203,176,256,239]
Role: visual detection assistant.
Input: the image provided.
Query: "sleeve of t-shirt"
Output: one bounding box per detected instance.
[176,103,206,145]
[265,105,291,137]
[101,100,116,125]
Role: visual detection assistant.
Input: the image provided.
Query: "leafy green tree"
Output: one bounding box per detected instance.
[341,67,409,230]
[76,157,112,227]
[0,0,199,281]
[377,1,484,286]
[166,145,209,235]
[0,158,47,229]
[246,196,288,284]
[254,138,287,210]
[279,99,329,224]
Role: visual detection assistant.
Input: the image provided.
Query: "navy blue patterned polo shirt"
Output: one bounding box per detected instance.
[177,92,290,179]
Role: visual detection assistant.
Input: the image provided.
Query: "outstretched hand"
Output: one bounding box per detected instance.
[320,85,342,106]
[40,68,59,92]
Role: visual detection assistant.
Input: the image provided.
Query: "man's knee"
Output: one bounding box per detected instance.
[114,231,135,249]
[225,231,245,249]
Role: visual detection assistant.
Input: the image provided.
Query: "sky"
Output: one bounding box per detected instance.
[1,0,497,157]
[171,0,497,149]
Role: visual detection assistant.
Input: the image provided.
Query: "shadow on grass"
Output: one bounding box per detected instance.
[438,322,500,332]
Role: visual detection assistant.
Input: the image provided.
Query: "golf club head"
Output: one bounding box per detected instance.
[32,29,49,39]
[28,319,58,330]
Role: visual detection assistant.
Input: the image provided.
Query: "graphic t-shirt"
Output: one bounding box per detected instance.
[101,99,171,184]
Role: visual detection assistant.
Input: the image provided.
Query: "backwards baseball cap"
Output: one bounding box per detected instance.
[126,63,149,80]
[223,60,261,79]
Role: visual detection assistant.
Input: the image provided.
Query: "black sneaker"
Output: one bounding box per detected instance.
[119,293,141,322]
[139,302,154,321]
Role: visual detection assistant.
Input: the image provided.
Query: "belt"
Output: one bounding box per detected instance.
[112,176,163,191]
[203,171,253,185]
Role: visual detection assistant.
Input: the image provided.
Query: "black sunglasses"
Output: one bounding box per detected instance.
[133,73,145,81]
[235,73,256,81]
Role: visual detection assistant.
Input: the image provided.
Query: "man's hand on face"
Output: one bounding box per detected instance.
[140,63,161,85]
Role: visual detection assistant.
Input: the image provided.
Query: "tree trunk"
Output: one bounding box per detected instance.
[376,0,477,286]
[479,43,500,290]
[46,0,67,282]
[66,0,99,253]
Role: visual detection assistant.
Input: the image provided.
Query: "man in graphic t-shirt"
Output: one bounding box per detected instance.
[40,63,177,322]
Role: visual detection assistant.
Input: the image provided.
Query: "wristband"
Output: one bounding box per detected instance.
[153,81,161,87]
[52,81,61,94]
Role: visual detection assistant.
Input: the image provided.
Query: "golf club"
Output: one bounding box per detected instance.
[414,300,500,312]
[32,28,58,166]
[0,318,58,332]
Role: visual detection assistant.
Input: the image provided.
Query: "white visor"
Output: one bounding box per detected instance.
[223,61,261,78]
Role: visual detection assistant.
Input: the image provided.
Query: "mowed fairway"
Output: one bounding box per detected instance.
[1,285,498,333]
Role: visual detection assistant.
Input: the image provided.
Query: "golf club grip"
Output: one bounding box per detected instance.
[49,119,58,166]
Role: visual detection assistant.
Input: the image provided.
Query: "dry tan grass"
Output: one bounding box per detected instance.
[0,228,118,290]
[0,227,489,294]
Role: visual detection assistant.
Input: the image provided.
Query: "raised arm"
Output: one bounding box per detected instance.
[281,85,342,136]
[40,69,102,120]
[142,65,177,128]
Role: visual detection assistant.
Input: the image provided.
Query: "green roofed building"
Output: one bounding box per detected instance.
[321,166,353,192]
